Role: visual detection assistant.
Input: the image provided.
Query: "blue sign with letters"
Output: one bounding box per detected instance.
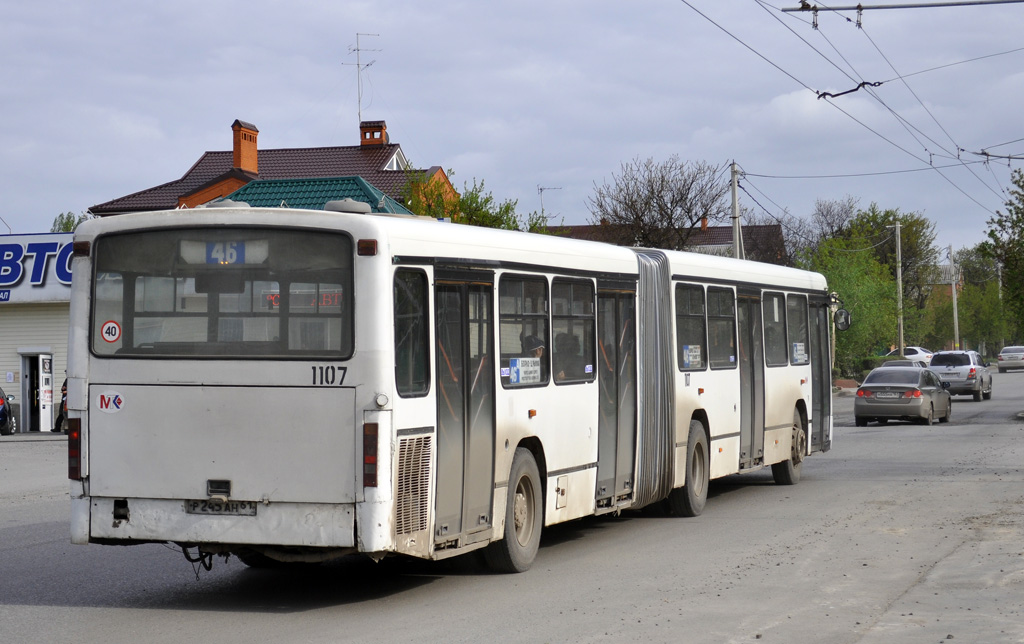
[0,233,74,303]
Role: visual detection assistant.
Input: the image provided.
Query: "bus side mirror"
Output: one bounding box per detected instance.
[833,309,851,331]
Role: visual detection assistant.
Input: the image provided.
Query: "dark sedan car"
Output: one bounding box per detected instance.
[855,366,952,426]
[0,385,15,436]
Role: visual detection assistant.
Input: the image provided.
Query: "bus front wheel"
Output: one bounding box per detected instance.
[484,447,542,573]
[772,410,806,486]
[666,420,709,517]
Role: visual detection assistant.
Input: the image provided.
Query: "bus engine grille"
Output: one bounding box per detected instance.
[396,435,432,535]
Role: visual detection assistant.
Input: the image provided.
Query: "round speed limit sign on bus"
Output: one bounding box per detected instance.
[101,320,122,343]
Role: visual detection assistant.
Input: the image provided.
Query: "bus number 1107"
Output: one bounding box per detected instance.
[312,365,347,386]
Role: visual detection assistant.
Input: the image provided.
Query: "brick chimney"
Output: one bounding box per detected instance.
[360,120,389,146]
[231,119,259,174]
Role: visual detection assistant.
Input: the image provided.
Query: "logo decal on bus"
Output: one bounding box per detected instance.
[97,391,124,413]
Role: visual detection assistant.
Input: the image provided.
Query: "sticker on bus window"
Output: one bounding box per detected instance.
[792,342,807,363]
[510,357,541,384]
[682,345,703,368]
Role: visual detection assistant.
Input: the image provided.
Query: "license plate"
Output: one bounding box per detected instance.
[185,500,257,516]
[875,391,899,399]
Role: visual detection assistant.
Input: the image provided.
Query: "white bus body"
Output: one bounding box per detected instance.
[66,206,833,572]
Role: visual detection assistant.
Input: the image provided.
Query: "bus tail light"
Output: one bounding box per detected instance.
[68,418,82,480]
[363,422,378,487]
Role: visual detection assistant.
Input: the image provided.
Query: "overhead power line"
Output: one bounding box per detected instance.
[744,160,987,179]
[783,1,1024,13]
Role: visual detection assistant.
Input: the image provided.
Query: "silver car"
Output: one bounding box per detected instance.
[929,350,993,401]
[855,366,952,426]
[996,345,1024,373]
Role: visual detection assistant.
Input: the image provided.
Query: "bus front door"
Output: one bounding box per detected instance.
[595,289,637,511]
[809,297,832,452]
[737,290,765,469]
[434,274,495,547]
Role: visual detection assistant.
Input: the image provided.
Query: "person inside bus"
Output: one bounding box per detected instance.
[554,332,583,381]
[523,335,545,360]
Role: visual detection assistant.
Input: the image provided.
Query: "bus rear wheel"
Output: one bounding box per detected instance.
[484,447,542,573]
[772,410,805,485]
[666,420,708,517]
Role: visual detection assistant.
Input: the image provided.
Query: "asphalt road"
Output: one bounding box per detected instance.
[1,372,1022,644]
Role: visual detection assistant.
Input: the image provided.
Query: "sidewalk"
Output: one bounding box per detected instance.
[1,431,66,442]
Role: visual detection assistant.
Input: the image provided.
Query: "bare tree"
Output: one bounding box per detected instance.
[586,157,730,250]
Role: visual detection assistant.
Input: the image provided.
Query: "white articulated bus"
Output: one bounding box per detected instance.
[66,203,838,572]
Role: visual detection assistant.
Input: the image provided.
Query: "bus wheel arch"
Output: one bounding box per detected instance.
[772,408,807,486]
[484,442,544,573]
[666,417,710,517]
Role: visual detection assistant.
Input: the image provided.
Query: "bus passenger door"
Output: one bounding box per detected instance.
[434,273,495,546]
[736,290,765,469]
[595,288,637,511]
[809,297,832,451]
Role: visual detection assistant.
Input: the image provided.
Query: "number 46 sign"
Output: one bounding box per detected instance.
[101,320,122,343]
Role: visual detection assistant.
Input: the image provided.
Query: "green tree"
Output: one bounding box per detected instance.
[51,211,90,232]
[844,204,939,348]
[457,178,521,230]
[982,168,1024,340]
[846,204,939,309]
[810,237,897,376]
[954,245,1007,355]
[402,168,460,221]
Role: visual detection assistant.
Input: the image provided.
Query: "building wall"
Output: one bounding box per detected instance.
[1,303,69,431]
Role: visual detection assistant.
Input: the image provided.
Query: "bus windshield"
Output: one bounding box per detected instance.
[91,227,353,358]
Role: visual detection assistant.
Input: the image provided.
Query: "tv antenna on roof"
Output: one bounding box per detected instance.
[538,185,561,218]
[344,33,381,123]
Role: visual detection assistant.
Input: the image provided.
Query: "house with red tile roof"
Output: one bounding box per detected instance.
[88,119,455,215]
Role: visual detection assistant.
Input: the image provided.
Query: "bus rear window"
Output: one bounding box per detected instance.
[91,228,354,358]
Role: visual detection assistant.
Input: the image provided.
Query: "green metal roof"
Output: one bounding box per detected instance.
[222,176,413,214]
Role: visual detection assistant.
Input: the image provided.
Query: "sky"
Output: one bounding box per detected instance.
[2,1,1022,256]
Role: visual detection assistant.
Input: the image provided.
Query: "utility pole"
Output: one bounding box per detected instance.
[890,222,904,356]
[731,162,744,260]
[949,245,960,350]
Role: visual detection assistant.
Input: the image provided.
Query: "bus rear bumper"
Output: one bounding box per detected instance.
[84,496,356,548]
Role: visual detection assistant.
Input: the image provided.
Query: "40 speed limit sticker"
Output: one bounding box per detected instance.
[101,320,121,343]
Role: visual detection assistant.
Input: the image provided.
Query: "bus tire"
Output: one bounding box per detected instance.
[484,447,542,573]
[666,420,709,517]
[772,409,805,486]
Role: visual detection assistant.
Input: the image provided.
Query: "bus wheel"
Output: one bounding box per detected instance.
[772,410,806,486]
[666,420,709,517]
[484,447,542,573]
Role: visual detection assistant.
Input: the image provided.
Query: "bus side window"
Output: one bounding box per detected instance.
[394,269,430,397]
[707,287,737,370]
[552,278,595,384]
[787,294,810,365]
[499,275,549,388]
[675,283,707,371]
[763,291,788,367]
